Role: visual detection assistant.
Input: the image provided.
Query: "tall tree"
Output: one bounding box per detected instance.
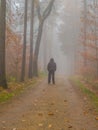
[0,0,8,89]
[33,0,55,76]
[28,0,34,78]
[83,0,87,66]
[21,0,28,81]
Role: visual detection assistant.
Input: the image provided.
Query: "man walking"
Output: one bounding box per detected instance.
[47,58,57,84]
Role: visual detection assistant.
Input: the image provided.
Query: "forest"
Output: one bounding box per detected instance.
[0,0,56,89]
[0,0,98,130]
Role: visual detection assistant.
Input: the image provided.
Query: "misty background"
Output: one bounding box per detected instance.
[39,0,81,76]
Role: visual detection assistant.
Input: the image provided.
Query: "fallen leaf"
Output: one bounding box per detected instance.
[84,97,87,101]
[35,99,38,102]
[95,117,98,120]
[68,125,72,128]
[48,112,54,116]
[51,102,55,105]
[38,112,43,116]
[64,100,67,102]
[21,120,26,122]
[34,103,37,106]
[13,128,17,130]
[2,121,6,124]
[55,110,58,113]
[65,119,69,122]
[38,123,43,127]
[48,124,52,128]
[2,127,6,129]
[83,111,88,115]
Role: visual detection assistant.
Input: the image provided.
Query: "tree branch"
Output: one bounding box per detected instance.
[35,0,42,21]
[43,0,55,21]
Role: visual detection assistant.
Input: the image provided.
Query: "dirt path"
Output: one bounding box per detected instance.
[0,77,98,130]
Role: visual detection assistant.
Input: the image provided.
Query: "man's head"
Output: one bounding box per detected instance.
[50,58,54,62]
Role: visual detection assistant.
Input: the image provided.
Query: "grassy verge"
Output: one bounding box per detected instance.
[70,76,98,112]
[0,75,45,103]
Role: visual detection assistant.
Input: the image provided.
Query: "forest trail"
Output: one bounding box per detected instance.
[0,77,98,130]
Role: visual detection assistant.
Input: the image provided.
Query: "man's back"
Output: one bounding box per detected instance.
[48,61,56,72]
[47,58,56,84]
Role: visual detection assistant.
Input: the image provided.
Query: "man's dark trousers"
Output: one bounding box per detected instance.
[48,71,55,84]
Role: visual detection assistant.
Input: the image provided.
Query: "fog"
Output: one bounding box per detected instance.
[39,0,81,76]
[4,0,82,81]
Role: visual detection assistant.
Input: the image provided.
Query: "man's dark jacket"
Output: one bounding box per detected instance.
[47,59,56,72]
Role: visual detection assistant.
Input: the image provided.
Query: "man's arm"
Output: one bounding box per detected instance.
[55,63,57,71]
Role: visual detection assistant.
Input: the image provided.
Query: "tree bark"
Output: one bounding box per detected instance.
[0,0,8,89]
[33,0,55,77]
[28,0,34,78]
[21,0,28,81]
[83,0,87,66]
[33,21,44,76]
[43,25,48,72]
[93,0,98,78]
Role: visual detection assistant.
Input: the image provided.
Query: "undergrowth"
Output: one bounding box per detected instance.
[70,76,98,112]
[0,74,45,103]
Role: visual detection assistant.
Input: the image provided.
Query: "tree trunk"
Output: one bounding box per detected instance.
[83,0,87,66]
[0,0,8,89]
[33,21,44,76]
[33,58,38,77]
[93,0,98,78]
[21,0,28,81]
[28,0,34,78]
[33,0,55,76]
[43,25,48,72]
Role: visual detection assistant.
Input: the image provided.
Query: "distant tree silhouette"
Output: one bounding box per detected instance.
[33,0,55,76]
[21,0,28,81]
[28,0,34,79]
[0,0,8,89]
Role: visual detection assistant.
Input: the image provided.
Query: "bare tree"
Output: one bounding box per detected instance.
[83,0,87,66]
[28,0,34,79]
[33,0,55,76]
[21,0,28,81]
[0,0,8,89]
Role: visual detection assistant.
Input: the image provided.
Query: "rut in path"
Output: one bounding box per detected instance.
[0,77,98,130]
